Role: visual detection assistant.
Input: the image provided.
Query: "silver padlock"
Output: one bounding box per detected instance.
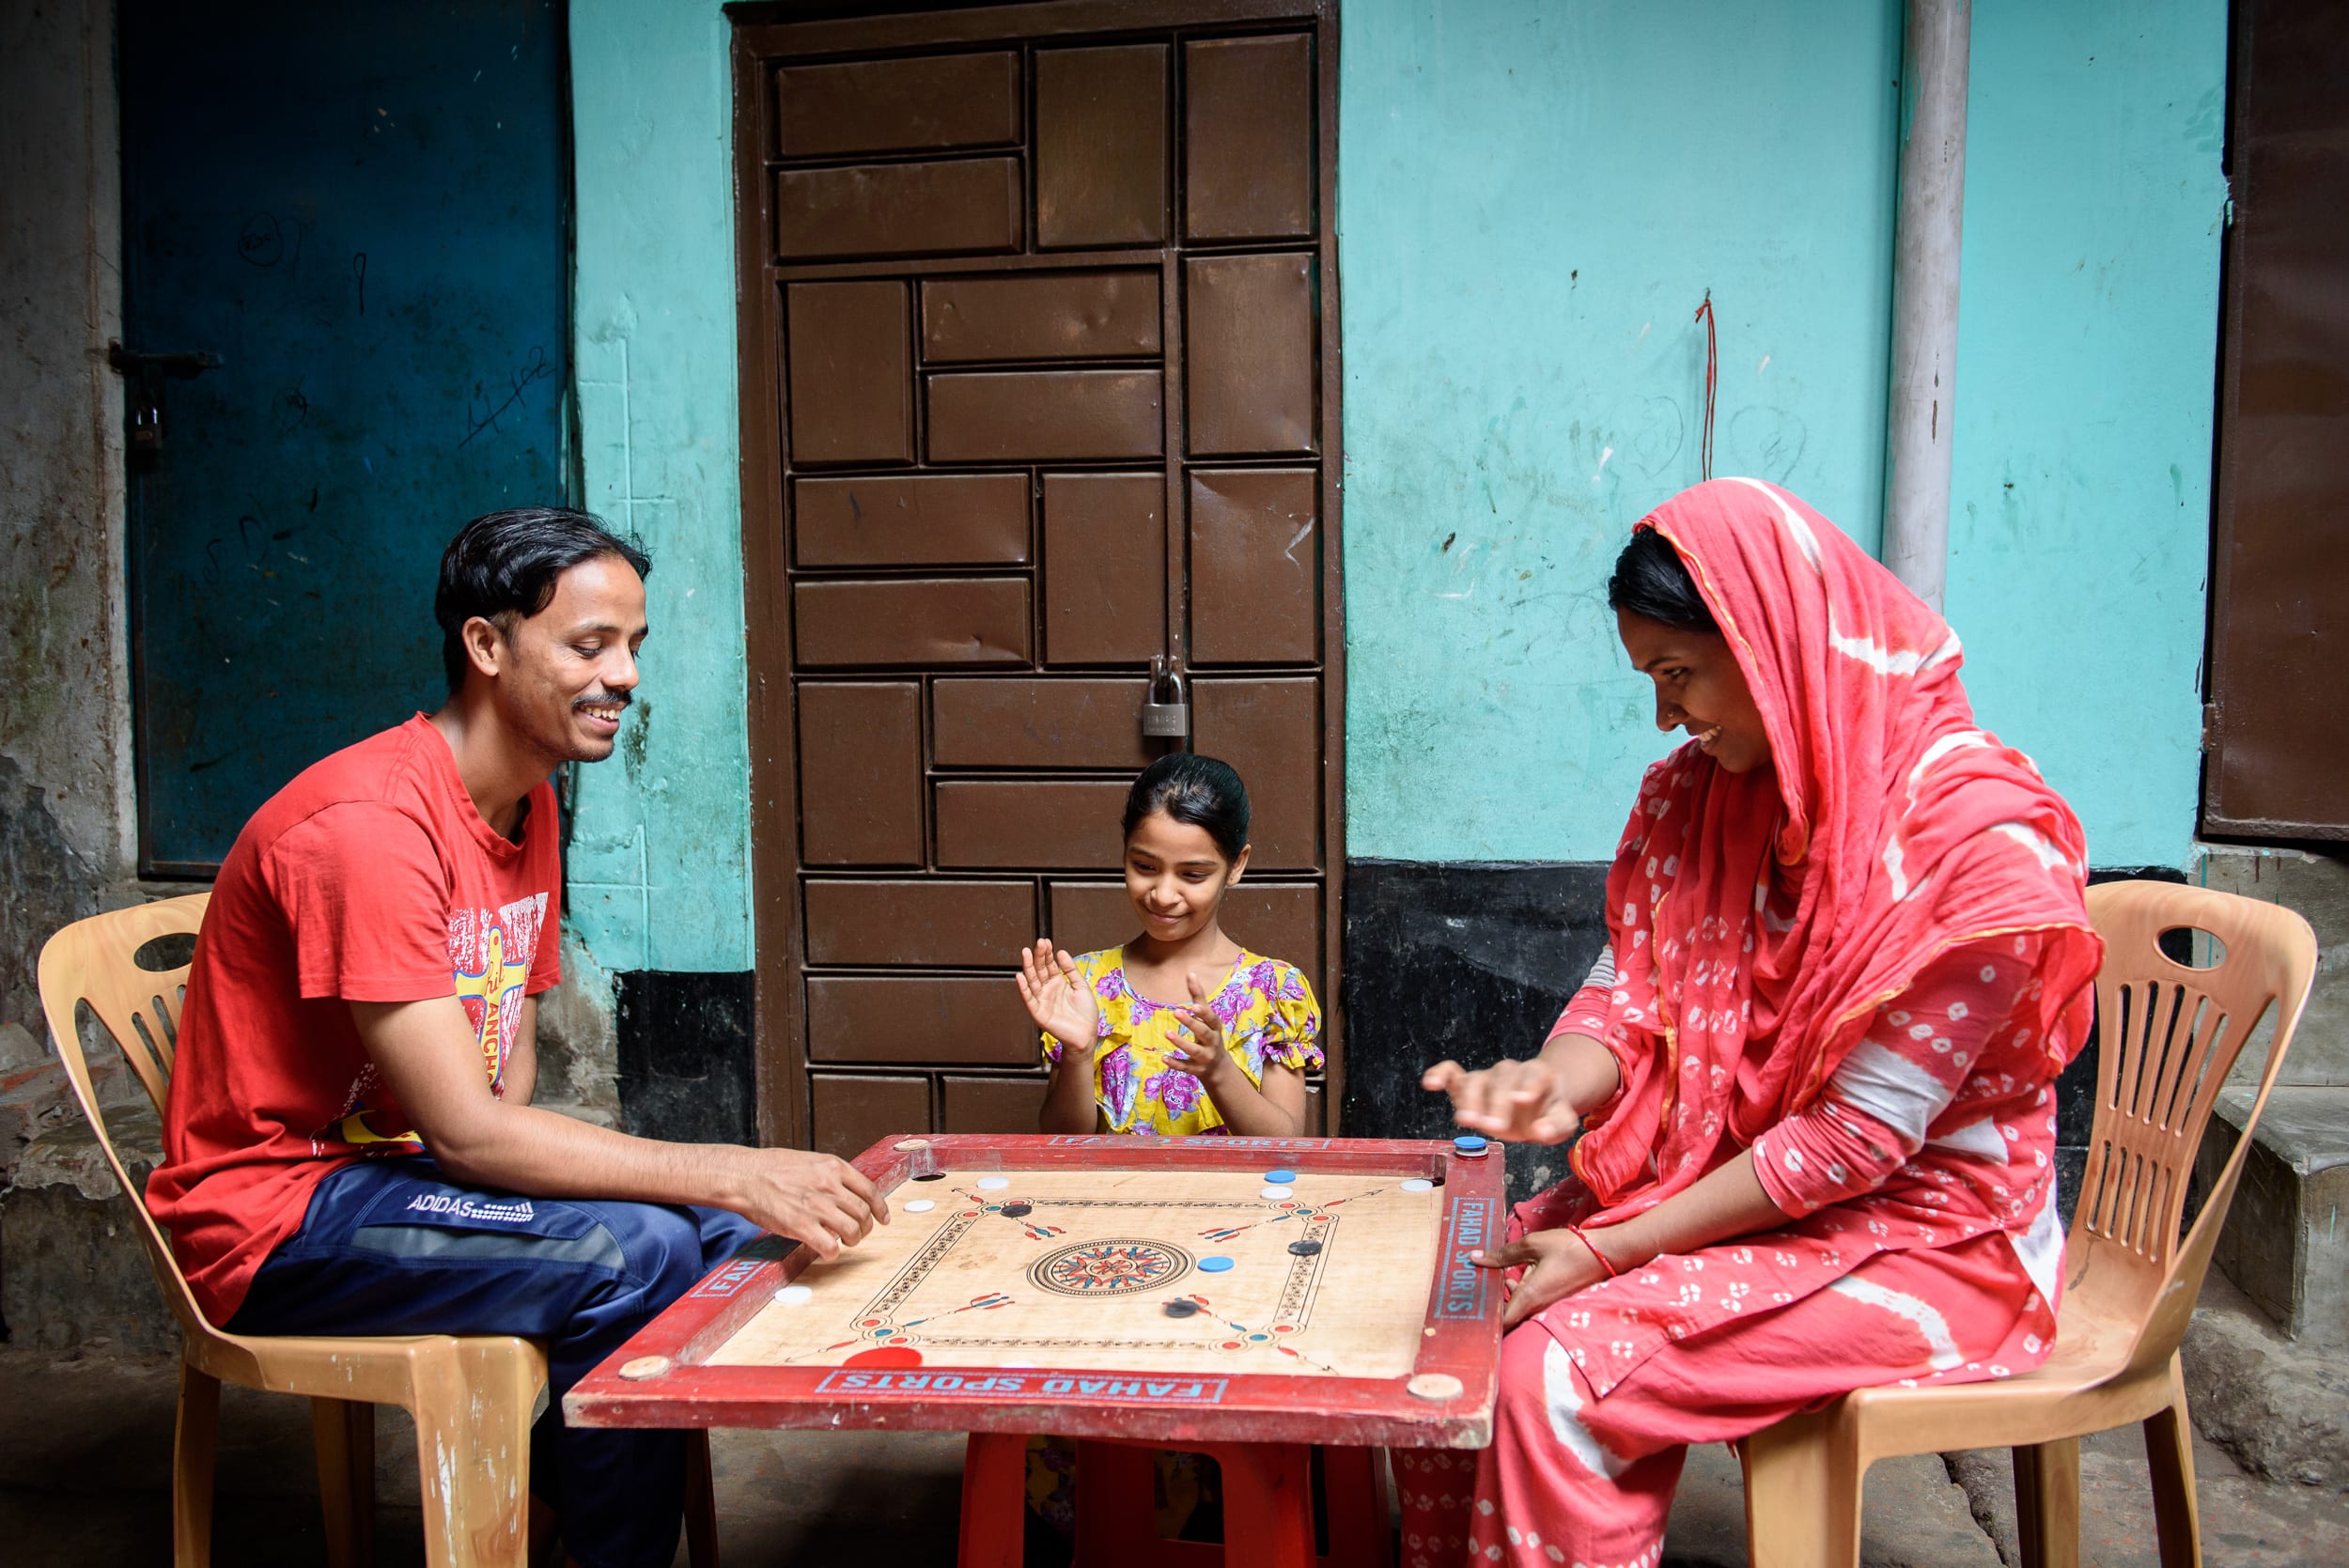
[1142,654,1191,739]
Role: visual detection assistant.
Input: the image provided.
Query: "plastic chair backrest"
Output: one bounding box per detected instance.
[2069,879,2316,1376]
[35,893,219,1343]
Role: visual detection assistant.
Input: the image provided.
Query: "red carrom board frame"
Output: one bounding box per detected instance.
[567,1134,1505,1449]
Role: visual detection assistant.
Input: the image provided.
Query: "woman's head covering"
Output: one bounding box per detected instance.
[1566,478,2102,1211]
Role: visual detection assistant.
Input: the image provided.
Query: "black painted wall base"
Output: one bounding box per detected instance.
[614,970,757,1146]
[1339,860,1611,1199]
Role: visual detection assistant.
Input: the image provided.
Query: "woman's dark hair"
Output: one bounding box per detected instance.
[1123,753,1251,862]
[435,507,652,692]
[1606,525,1717,633]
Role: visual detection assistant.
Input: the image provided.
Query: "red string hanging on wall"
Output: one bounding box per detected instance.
[1694,289,1718,482]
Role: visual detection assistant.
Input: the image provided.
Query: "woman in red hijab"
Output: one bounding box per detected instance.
[1400,478,2102,1568]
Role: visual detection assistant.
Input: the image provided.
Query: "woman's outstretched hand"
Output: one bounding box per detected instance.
[1017,939,1101,1054]
[1422,1055,1584,1143]
[1471,1229,1612,1327]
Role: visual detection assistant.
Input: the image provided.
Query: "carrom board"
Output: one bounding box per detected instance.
[567,1135,1506,1448]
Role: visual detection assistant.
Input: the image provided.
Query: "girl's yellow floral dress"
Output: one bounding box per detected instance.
[1038,948,1323,1134]
[1027,946,1324,1541]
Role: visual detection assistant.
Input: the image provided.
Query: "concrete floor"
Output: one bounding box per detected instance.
[1,1346,2342,1566]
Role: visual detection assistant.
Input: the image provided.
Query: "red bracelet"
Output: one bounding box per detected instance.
[1566,1222,1621,1280]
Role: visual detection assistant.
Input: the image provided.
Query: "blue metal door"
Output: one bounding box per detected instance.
[117,0,569,873]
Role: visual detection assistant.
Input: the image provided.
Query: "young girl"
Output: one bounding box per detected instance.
[1019,753,1322,1138]
[1012,753,1325,1551]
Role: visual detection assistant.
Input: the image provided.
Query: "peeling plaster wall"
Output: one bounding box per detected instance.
[1,0,134,1077]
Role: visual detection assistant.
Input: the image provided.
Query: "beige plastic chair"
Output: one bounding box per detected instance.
[37,893,720,1568]
[1739,878,2318,1568]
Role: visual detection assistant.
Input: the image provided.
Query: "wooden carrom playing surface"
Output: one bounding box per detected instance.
[567,1135,1506,1449]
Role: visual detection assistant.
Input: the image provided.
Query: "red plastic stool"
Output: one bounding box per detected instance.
[957,1434,1393,1567]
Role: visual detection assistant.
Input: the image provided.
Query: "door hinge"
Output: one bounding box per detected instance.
[2201,702,2219,753]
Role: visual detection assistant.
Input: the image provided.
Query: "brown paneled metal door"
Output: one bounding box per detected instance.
[731,0,1344,1152]
[2204,0,2349,841]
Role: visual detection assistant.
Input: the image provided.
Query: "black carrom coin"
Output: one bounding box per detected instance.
[1162,1298,1201,1318]
[1001,1203,1033,1217]
[1286,1239,1323,1256]
[912,1172,945,1182]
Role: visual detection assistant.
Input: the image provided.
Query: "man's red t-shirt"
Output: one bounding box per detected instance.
[148,715,562,1323]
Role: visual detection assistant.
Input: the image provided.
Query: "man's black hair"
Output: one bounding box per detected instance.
[1123,753,1251,862]
[1606,525,1718,633]
[435,506,652,693]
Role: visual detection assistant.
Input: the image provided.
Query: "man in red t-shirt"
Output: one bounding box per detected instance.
[148,507,884,1568]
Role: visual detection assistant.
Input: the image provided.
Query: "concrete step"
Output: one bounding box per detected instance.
[2185,1270,2349,1491]
[2197,1084,2349,1352]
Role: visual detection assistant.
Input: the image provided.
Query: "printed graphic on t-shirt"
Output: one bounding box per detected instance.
[317,892,548,1155]
[453,893,546,1087]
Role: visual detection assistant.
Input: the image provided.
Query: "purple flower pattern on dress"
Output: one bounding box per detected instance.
[1097,1043,1138,1129]
[1143,1067,1203,1120]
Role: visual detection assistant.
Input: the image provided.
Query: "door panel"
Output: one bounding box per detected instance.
[934,781,1129,868]
[1190,470,1321,664]
[792,579,1032,666]
[117,0,568,873]
[920,272,1161,361]
[932,678,1155,768]
[1183,35,1315,240]
[1034,45,1170,248]
[786,282,913,463]
[806,976,1036,1063]
[735,0,1345,1147]
[926,369,1165,461]
[1186,254,1319,455]
[943,1075,1048,1134]
[793,474,1031,567]
[810,1072,933,1158]
[797,683,925,865]
[772,159,1026,259]
[803,880,1037,967]
[1194,678,1321,868]
[2205,0,2349,839]
[775,54,1022,157]
[1044,474,1165,665]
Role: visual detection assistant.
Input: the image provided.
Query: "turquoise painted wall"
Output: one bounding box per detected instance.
[1338,0,1903,863]
[567,1,750,972]
[1943,3,2228,869]
[561,0,2226,975]
[1339,0,2227,868]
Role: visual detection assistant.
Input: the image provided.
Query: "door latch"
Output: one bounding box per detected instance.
[108,341,223,457]
[1142,654,1191,740]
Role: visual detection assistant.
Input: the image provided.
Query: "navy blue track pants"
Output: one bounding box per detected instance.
[227,1156,761,1568]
